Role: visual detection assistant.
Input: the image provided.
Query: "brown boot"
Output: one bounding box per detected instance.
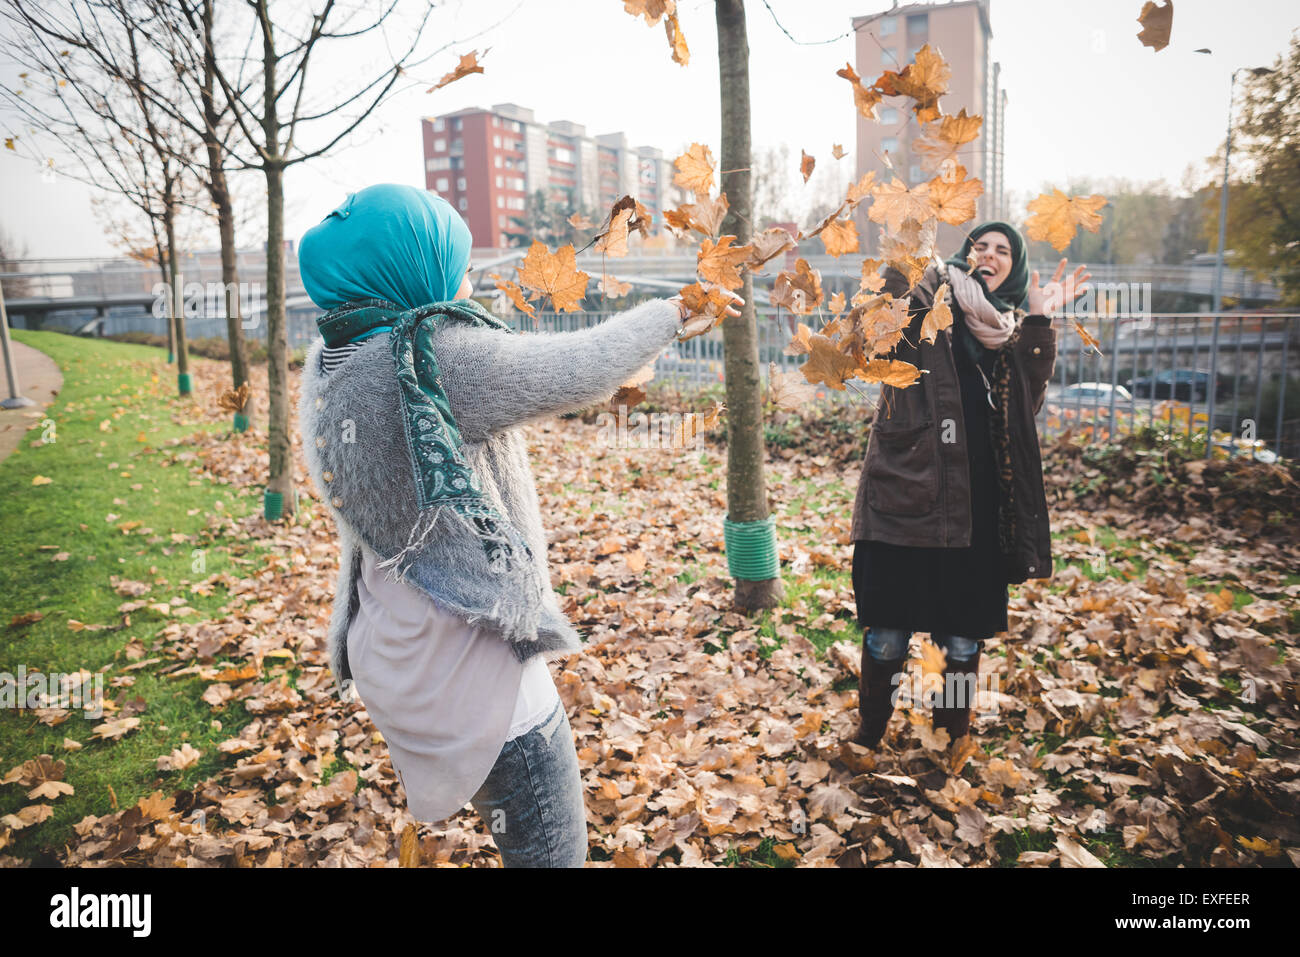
[855,646,905,749]
[931,649,982,744]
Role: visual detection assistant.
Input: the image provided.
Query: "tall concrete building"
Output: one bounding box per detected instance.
[422,104,681,250]
[851,1,1007,256]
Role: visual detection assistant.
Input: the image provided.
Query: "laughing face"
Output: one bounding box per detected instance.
[970,230,1012,292]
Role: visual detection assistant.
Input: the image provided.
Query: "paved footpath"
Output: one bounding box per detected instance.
[0,339,63,466]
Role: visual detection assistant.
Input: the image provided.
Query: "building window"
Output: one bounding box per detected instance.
[909,164,923,183]
[882,47,899,67]
[493,135,502,148]
[907,13,928,35]
[497,196,504,208]
[882,137,898,155]
[879,15,896,36]
[458,197,467,211]
[457,177,466,190]
[508,197,525,210]
[452,117,461,130]
[552,146,574,164]
[513,177,525,190]
[511,120,522,132]
[433,118,445,132]
[496,175,504,188]
[881,107,900,124]
[426,157,450,171]
[433,138,445,152]
[495,155,503,168]
[436,177,449,192]
[499,214,507,227]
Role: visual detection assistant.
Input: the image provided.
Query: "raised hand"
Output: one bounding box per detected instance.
[670,290,743,341]
[1028,258,1091,317]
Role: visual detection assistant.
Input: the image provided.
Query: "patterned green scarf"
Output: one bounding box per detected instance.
[317,296,529,571]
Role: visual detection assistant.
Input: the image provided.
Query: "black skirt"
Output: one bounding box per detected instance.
[853,321,1009,639]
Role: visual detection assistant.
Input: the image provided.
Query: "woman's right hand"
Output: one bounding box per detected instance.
[669,290,744,341]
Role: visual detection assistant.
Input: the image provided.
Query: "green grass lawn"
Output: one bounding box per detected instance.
[1,331,265,863]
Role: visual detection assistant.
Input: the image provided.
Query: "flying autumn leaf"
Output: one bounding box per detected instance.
[673,143,715,198]
[829,291,847,314]
[599,275,632,297]
[799,202,848,242]
[857,358,924,388]
[1136,0,1173,51]
[875,43,951,123]
[820,218,859,258]
[427,50,487,93]
[679,281,734,325]
[857,294,913,355]
[927,165,984,226]
[568,212,595,230]
[672,401,724,448]
[216,382,250,414]
[697,236,752,291]
[860,258,886,294]
[746,227,797,273]
[665,11,690,66]
[800,150,816,184]
[490,272,536,318]
[594,208,634,257]
[868,177,936,233]
[845,171,877,209]
[612,384,647,410]
[516,241,590,312]
[879,234,930,290]
[784,322,814,356]
[836,62,882,119]
[663,194,729,238]
[1072,317,1102,353]
[771,259,824,315]
[767,362,820,411]
[800,334,860,391]
[623,0,675,26]
[912,109,983,174]
[831,144,847,160]
[920,283,954,343]
[1024,189,1107,251]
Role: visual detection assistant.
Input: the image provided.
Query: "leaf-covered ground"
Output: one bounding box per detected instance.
[3,337,1297,867]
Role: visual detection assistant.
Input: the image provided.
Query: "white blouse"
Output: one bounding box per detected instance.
[346,542,559,822]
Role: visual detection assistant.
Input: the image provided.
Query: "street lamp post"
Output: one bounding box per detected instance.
[1205,64,1274,459]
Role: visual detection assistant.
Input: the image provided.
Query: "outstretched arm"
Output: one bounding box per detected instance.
[435,298,682,442]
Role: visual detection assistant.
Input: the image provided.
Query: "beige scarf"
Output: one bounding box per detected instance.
[945,263,1017,350]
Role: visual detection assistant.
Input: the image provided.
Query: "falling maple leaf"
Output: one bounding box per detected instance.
[1136,0,1173,52]
[927,165,983,226]
[856,294,913,355]
[665,11,690,66]
[672,401,724,447]
[836,62,882,119]
[746,227,797,273]
[594,207,634,257]
[845,171,877,209]
[663,194,729,238]
[855,358,924,388]
[427,50,487,93]
[800,150,815,184]
[1024,189,1107,251]
[784,322,814,356]
[678,282,734,331]
[912,109,983,174]
[599,275,632,297]
[860,258,886,294]
[799,202,848,242]
[623,0,675,26]
[820,218,859,258]
[771,259,824,315]
[879,235,930,290]
[876,43,951,123]
[920,283,954,343]
[490,272,536,318]
[767,362,821,411]
[673,143,715,198]
[568,212,596,230]
[831,144,847,160]
[800,334,860,391]
[1071,317,1102,353]
[216,382,250,414]
[516,241,589,313]
[868,177,936,233]
[611,385,647,410]
[697,235,752,291]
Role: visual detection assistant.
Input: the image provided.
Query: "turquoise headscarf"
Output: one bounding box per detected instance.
[299,183,472,312]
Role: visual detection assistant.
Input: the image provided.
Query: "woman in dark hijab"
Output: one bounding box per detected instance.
[850,221,1089,751]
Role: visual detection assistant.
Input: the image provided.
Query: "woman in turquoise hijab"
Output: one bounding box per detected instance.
[296,183,734,867]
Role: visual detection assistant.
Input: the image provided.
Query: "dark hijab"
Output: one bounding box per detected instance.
[942,220,1030,313]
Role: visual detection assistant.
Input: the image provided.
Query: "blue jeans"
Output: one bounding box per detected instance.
[864,626,982,663]
[469,699,587,868]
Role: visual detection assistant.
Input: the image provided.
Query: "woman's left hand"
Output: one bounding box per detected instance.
[1028,258,1091,317]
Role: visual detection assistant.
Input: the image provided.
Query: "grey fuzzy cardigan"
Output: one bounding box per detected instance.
[298,297,681,689]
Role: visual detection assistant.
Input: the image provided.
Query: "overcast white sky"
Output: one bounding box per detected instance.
[1,0,1296,260]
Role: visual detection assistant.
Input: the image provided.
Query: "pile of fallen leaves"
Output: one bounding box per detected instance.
[3,355,1296,868]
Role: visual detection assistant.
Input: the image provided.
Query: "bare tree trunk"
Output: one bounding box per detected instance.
[264,159,293,515]
[165,197,191,396]
[716,0,782,610]
[159,256,174,363]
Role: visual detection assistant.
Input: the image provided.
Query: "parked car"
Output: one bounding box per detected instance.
[1057,382,1133,403]
[1212,438,1279,464]
[1126,369,1230,402]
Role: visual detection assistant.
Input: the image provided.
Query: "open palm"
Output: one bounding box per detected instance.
[1028,258,1091,316]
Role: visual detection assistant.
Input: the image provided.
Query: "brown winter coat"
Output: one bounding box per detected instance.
[850,263,1058,584]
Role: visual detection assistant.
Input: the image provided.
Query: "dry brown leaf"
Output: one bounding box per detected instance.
[927,166,983,226]
[800,150,815,184]
[673,143,715,198]
[821,218,859,258]
[855,358,923,388]
[875,43,951,123]
[860,258,886,294]
[1136,0,1173,51]
[920,283,954,343]
[568,212,595,230]
[1024,189,1107,251]
[746,227,797,273]
[663,194,729,238]
[800,335,859,391]
[868,178,936,233]
[594,208,634,257]
[912,109,983,174]
[516,241,589,313]
[490,272,536,318]
[623,0,675,26]
[770,259,823,315]
[836,62,882,119]
[599,275,633,298]
[427,50,487,93]
[831,144,847,160]
[697,235,752,291]
[665,11,690,66]
[767,362,821,410]
[216,382,250,414]
[845,171,877,209]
